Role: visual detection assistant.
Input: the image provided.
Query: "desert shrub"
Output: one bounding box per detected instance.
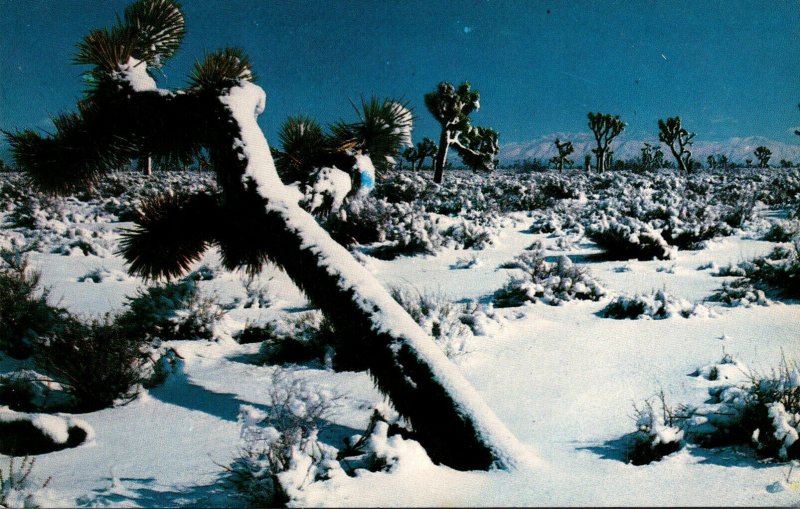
[493,249,605,307]
[116,276,224,342]
[684,355,800,460]
[587,215,676,261]
[601,290,711,319]
[660,212,732,250]
[4,199,41,230]
[258,313,333,366]
[627,391,685,465]
[0,251,70,359]
[390,287,474,359]
[257,309,371,371]
[0,456,51,509]
[224,371,340,506]
[763,220,800,242]
[33,316,153,412]
[623,354,800,465]
[710,242,800,301]
[707,281,770,307]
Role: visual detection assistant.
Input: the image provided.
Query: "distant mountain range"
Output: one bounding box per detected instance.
[500,133,800,165]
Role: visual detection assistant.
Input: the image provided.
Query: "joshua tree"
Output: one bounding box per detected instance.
[415,137,438,170]
[6,0,528,471]
[780,159,794,168]
[402,145,419,170]
[657,116,695,173]
[754,146,772,169]
[549,138,574,172]
[587,112,625,173]
[718,154,730,170]
[583,154,592,171]
[403,137,438,171]
[425,81,499,183]
[329,97,413,175]
[706,155,716,170]
[273,98,412,190]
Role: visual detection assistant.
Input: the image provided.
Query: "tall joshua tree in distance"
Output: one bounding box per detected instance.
[658,116,695,173]
[550,138,574,172]
[587,112,625,173]
[6,0,529,471]
[754,146,772,169]
[425,81,500,183]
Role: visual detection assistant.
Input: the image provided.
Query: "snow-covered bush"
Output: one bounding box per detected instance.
[600,290,711,320]
[33,316,154,411]
[224,371,340,506]
[493,249,605,307]
[258,311,337,368]
[0,456,51,509]
[587,214,676,261]
[116,275,224,342]
[627,392,685,465]
[622,354,800,465]
[763,220,800,242]
[684,355,800,460]
[390,287,474,359]
[0,250,70,359]
[709,241,800,302]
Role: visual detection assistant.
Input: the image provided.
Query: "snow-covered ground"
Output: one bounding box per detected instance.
[1,171,799,507]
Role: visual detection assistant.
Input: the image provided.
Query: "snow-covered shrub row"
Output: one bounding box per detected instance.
[600,289,713,320]
[709,241,800,303]
[493,247,605,307]
[226,371,341,506]
[0,172,218,258]
[625,354,800,464]
[333,198,503,259]
[586,214,676,261]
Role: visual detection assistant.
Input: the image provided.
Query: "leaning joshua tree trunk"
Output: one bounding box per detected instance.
[7,0,530,472]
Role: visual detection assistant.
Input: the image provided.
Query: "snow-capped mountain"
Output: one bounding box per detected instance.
[500,133,800,164]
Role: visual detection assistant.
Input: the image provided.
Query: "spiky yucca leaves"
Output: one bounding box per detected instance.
[119,192,218,281]
[123,0,185,68]
[75,26,138,77]
[330,97,413,174]
[274,116,330,184]
[8,108,135,195]
[189,48,256,91]
[75,0,184,87]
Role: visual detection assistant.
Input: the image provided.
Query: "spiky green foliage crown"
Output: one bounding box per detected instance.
[587,112,626,143]
[330,97,414,173]
[424,81,479,129]
[274,97,413,182]
[75,0,185,86]
[189,48,257,91]
[657,117,693,146]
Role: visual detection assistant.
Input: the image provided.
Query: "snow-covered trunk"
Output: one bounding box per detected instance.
[212,83,531,471]
[433,128,449,184]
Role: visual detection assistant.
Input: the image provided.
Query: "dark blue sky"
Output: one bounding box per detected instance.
[1,0,799,157]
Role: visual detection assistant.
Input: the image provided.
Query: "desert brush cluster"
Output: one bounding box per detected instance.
[0,0,799,506]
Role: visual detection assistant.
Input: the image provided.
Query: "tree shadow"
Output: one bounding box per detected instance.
[78,476,243,508]
[579,435,777,470]
[148,361,362,451]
